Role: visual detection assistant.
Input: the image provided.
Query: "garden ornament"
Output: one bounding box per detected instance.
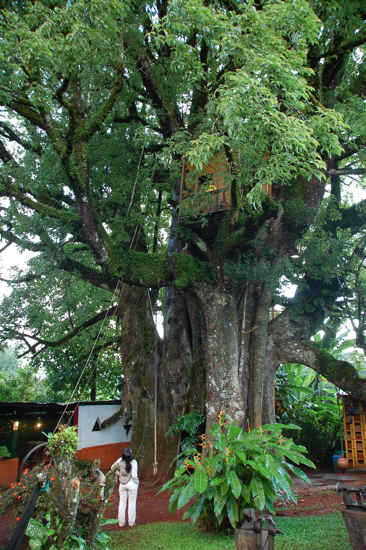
[94,468,106,500]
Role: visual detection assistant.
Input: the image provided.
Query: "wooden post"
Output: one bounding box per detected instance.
[235,509,276,550]
[235,529,274,550]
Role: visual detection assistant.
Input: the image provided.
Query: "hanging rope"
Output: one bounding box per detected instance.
[146,288,159,478]
[126,146,144,219]
[53,144,146,430]
[54,278,122,431]
[55,225,142,431]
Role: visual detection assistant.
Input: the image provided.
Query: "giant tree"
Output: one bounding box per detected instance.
[1,0,366,479]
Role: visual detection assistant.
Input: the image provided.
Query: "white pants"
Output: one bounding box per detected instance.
[118,480,139,526]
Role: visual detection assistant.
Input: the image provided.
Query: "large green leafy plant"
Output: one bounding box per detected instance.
[275,362,342,465]
[161,412,314,532]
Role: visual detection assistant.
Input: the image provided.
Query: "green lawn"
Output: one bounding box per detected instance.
[107,513,352,550]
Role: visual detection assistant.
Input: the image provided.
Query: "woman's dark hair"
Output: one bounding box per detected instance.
[122,447,132,473]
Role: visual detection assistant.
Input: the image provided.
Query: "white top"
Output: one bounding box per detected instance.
[111,457,139,484]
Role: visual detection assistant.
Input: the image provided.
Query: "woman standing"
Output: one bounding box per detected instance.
[111,447,139,527]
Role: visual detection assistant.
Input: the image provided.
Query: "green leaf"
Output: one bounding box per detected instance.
[210,477,224,487]
[227,422,242,442]
[177,480,197,509]
[191,495,206,524]
[226,470,242,498]
[226,493,239,528]
[168,488,181,513]
[26,518,49,545]
[285,464,311,483]
[100,518,119,525]
[233,449,247,462]
[174,465,187,478]
[250,477,266,511]
[245,459,272,479]
[241,483,251,503]
[214,492,226,516]
[194,467,208,493]
[221,481,230,496]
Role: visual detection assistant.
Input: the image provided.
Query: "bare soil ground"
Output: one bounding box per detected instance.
[1,469,365,548]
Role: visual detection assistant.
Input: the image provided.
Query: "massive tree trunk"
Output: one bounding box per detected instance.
[120,182,206,481]
[121,289,206,483]
[119,285,159,480]
[196,281,246,430]
[193,272,276,435]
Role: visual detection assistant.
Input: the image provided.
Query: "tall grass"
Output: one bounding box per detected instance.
[107,512,352,550]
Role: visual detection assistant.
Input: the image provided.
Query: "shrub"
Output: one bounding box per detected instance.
[0,466,51,521]
[280,408,340,466]
[166,411,206,457]
[161,412,315,532]
[0,446,11,459]
[0,427,118,549]
[44,425,79,459]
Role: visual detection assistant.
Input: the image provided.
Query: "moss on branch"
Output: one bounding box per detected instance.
[109,250,215,289]
[314,347,366,400]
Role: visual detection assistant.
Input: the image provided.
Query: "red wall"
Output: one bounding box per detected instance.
[76,442,129,473]
[0,458,19,485]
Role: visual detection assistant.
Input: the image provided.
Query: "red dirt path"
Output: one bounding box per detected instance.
[1,469,365,548]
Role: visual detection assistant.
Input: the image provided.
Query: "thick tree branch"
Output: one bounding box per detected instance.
[280,342,366,400]
[328,168,366,177]
[0,122,42,156]
[113,112,161,134]
[0,229,46,253]
[0,140,15,164]
[7,95,46,130]
[54,77,73,112]
[0,179,80,224]
[57,258,119,291]
[321,32,366,59]
[82,65,124,140]
[3,307,118,352]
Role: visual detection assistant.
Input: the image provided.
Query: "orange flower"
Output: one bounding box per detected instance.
[10,483,14,488]
[50,477,55,481]
[16,517,20,521]
[17,496,21,499]
[17,482,21,486]
[13,493,17,496]
[22,486,26,489]
[23,469,29,475]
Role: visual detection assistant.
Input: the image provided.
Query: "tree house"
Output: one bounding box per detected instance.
[179,151,232,219]
[179,150,272,220]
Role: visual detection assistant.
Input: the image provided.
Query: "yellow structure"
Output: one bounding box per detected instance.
[343,395,366,468]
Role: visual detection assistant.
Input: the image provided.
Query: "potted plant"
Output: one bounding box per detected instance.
[0,446,11,460]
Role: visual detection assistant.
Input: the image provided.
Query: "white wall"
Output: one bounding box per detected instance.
[77,403,131,450]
